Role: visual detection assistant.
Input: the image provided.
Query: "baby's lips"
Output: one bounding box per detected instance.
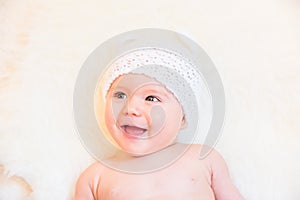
[121,125,147,137]
[118,117,147,129]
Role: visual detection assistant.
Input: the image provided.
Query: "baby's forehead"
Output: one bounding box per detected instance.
[117,73,156,81]
[108,73,173,94]
[111,73,163,88]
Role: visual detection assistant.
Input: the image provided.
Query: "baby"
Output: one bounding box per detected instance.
[74,48,244,200]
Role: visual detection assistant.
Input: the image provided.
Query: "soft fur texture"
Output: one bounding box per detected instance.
[0,0,299,199]
[0,165,33,200]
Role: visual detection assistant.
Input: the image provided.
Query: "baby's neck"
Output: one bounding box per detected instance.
[103,143,190,173]
[120,142,185,157]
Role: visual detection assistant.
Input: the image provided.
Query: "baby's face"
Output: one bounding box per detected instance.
[105,73,186,156]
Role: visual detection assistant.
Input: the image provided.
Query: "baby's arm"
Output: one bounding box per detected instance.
[209,150,245,200]
[74,163,101,200]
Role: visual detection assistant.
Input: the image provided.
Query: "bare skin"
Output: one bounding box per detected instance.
[75,74,244,199]
[74,144,244,200]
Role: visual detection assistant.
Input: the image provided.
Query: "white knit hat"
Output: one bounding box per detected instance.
[97,47,212,144]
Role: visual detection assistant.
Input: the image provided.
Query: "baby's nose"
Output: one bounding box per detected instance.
[123,97,143,116]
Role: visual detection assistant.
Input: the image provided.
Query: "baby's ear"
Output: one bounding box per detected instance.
[180,115,187,129]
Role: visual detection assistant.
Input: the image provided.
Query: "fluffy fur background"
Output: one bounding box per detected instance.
[0,0,299,199]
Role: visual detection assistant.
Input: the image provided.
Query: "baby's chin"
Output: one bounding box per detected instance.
[119,142,177,158]
[119,147,155,157]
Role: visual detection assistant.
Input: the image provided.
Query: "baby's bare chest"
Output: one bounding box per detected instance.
[96,166,215,200]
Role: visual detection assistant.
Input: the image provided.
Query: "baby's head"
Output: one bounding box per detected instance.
[96,48,202,156]
[104,72,187,156]
[73,30,218,169]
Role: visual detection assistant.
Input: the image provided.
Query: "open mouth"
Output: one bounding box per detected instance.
[120,125,147,138]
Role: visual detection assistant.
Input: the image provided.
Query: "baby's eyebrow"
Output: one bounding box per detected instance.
[110,86,127,93]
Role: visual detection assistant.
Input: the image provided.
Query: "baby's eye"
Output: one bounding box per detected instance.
[113,92,127,99]
[145,96,160,102]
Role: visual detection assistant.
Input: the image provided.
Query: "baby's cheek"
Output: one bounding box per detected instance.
[149,105,166,137]
[110,101,125,121]
[104,103,117,128]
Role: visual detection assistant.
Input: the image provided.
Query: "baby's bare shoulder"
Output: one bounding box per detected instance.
[184,144,223,163]
[74,162,105,199]
[76,162,104,188]
[81,162,104,179]
[187,145,230,176]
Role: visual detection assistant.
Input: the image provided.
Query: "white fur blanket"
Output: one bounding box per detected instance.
[0,0,299,199]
